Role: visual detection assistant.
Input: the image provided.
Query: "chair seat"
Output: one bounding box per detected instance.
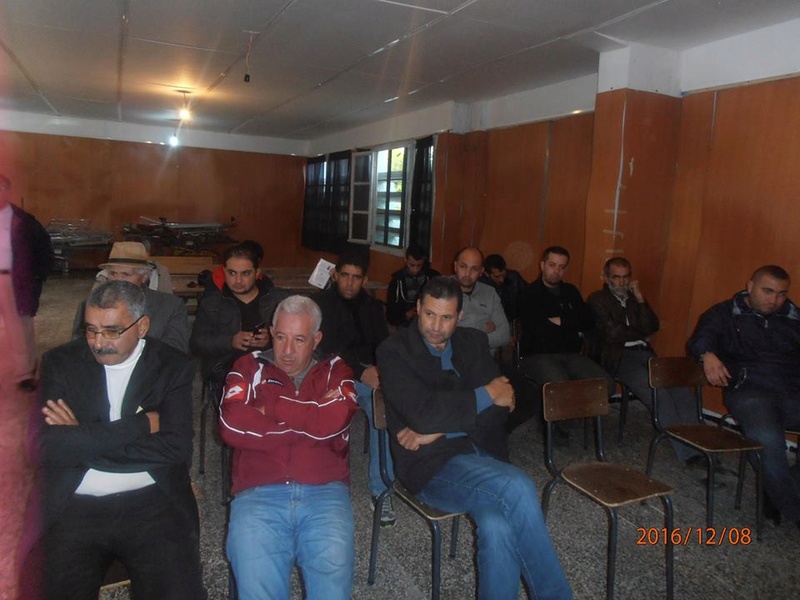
[667,424,762,453]
[394,481,465,521]
[562,462,673,508]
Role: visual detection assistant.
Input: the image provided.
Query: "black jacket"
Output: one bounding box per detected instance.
[519,277,595,356]
[687,291,800,394]
[316,286,389,379]
[386,266,441,326]
[377,325,508,494]
[38,337,198,530]
[190,277,287,379]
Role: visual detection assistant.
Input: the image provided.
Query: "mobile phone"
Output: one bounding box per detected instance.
[252,321,266,335]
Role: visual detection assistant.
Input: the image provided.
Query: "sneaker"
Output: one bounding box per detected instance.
[371,495,397,529]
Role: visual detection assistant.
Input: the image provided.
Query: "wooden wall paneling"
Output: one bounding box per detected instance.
[457,131,488,252]
[480,122,547,279]
[690,77,800,330]
[430,132,468,274]
[581,89,627,293]
[610,90,682,311]
[537,113,595,285]
[110,141,180,233]
[0,131,36,214]
[657,92,715,357]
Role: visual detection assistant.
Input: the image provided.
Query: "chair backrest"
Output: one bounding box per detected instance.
[542,378,609,422]
[372,387,388,431]
[648,356,706,389]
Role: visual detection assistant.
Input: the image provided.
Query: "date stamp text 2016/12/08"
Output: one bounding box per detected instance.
[636,527,752,546]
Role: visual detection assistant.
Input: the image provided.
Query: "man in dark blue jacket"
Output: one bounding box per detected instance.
[688,265,800,527]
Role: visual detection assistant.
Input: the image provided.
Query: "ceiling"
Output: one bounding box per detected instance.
[1,0,799,141]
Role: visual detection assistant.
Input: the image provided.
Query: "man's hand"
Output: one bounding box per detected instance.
[232,330,269,351]
[485,320,497,333]
[485,376,515,411]
[361,366,380,389]
[146,411,160,434]
[396,427,444,451]
[250,329,270,350]
[701,352,731,387]
[42,399,79,426]
[547,316,562,326]
[629,280,645,303]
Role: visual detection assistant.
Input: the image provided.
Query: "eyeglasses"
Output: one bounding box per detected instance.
[83,316,143,340]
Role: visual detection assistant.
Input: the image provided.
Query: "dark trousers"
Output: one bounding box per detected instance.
[725,384,800,521]
[44,485,205,600]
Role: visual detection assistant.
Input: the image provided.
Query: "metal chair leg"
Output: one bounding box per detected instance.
[661,495,674,600]
[646,433,666,476]
[431,521,442,600]
[706,453,715,528]
[735,452,747,509]
[606,508,619,600]
[448,517,460,559]
[617,387,629,445]
[198,383,208,475]
[367,489,392,585]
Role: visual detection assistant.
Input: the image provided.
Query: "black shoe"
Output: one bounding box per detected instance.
[17,378,38,392]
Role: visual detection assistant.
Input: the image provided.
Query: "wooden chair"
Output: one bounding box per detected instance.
[367,388,463,600]
[541,378,674,600]
[645,357,763,537]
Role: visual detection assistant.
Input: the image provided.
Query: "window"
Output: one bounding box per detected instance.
[349,142,413,250]
[302,137,434,256]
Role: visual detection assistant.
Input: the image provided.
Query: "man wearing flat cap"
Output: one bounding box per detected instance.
[71,242,189,353]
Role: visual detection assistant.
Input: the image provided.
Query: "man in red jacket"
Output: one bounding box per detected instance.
[220,295,359,599]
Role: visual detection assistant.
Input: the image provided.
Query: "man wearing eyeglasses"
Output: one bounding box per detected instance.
[38,280,205,600]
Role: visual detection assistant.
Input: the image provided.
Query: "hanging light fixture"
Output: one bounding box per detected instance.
[179,91,191,121]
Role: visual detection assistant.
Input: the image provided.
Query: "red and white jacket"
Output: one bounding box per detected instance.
[219,351,358,496]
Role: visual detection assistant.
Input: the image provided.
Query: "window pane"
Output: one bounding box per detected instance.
[353,185,370,212]
[352,213,370,240]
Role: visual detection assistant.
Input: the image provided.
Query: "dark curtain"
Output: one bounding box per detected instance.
[408,135,435,253]
[301,151,351,253]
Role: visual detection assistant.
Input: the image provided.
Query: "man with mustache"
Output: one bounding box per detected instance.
[38,280,204,599]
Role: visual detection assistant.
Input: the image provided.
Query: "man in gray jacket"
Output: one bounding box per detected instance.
[452,247,509,354]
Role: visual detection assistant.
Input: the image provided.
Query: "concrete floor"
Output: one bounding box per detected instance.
[3,271,799,600]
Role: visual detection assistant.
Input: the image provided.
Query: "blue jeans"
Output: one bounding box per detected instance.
[227,481,354,600]
[356,381,394,497]
[725,384,800,521]
[417,452,573,600]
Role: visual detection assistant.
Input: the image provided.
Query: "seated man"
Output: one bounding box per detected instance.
[315,251,395,527]
[519,246,611,385]
[688,265,800,526]
[480,253,527,324]
[220,295,359,598]
[377,277,572,600]
[453,246,510,354]
[517,246,612,434]
[71,241,189,353]
[588,257,698,462]
[190,242,287,391]
[39,280,204,599]
[386,243,440,328]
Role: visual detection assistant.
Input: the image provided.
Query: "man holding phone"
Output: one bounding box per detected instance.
[588,257,698,463]
[191,243,288,393]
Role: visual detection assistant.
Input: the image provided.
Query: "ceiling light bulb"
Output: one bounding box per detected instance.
[169,135,179,147]
[179,107,191,120]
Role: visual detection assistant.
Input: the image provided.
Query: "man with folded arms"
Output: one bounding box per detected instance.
[377,276,572,600]
[39,280,203,599]
[220,295,359,599]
